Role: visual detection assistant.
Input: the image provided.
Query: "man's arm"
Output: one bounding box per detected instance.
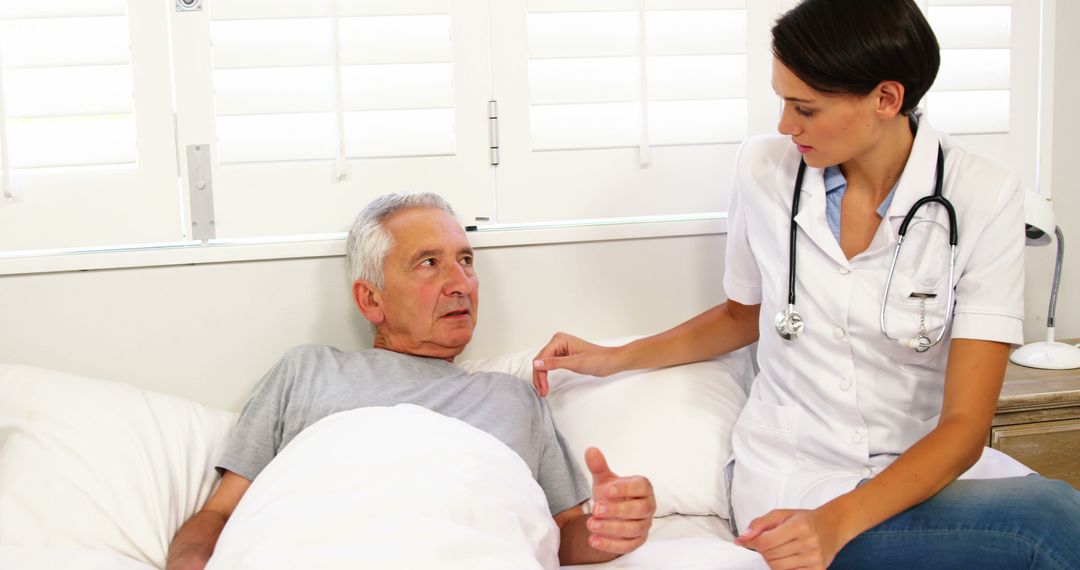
[166,471,252,570]
[554,448,656,565]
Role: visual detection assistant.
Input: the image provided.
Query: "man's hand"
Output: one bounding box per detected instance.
[584,447,655,554]
[531,333,620,397]
[734,509,842,570]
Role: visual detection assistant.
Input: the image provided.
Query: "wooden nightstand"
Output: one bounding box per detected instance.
[993,340,1080,489]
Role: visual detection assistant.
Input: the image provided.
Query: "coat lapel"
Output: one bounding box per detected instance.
[792,165,850,269]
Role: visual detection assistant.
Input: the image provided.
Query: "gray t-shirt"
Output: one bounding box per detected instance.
[218,345,590,515]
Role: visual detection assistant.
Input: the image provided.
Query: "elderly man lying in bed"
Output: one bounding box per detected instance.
[166,192,657,570]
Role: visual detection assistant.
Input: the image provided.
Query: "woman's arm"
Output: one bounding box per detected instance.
[737,338,1009,569]
[532,300,761,396]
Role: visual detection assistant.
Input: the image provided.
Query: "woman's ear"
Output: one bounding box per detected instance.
[352,280,385,325]
[874,80,906,118]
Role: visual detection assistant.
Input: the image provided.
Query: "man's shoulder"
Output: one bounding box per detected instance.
[273,345,380,386]
[460,368,543,405]
[277,344,350,368]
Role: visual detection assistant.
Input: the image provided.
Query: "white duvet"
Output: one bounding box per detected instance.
[208,404,561,570]
[0,402,767,570]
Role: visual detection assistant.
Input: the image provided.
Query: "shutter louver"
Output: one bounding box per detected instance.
[210,1,456,165]
[0,1,135,169]
[926,3,1011,135]
[526,0,747,151]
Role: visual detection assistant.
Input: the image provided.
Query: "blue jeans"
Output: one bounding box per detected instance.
[831,475,1080,569]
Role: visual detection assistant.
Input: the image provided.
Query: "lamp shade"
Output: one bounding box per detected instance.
[1024,189,1054,246]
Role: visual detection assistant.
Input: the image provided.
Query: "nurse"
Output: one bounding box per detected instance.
[531,0,1080,568]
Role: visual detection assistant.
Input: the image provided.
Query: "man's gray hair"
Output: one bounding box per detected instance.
[346,192,456,288]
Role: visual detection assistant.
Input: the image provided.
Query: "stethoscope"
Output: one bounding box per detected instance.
[775,144,958,352]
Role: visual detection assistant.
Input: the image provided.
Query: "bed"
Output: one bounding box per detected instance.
[0,342,767,570]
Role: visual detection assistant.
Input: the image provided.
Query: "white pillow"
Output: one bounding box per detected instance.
[0,364,237,569]
[461,341,753,518]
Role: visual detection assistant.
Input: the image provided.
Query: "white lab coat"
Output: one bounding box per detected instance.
[723,117,1030,528]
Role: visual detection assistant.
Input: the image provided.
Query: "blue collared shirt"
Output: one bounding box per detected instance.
[823,166,898,242]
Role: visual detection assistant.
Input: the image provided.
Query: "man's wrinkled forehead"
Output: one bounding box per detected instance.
[385,208,473,261]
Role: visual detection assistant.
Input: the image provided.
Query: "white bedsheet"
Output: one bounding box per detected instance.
[0,546,156,570]
[562,515,766,570]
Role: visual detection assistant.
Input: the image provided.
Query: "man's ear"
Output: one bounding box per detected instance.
[874,80,906,118]
[352,280,385,325]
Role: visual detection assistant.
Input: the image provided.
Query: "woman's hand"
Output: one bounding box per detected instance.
[531,332,621,397]
[734,509,845,570]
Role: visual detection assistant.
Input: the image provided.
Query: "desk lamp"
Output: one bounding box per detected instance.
[1009,190,1080,369]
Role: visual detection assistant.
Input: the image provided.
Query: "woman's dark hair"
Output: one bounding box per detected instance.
[772,0,940,115]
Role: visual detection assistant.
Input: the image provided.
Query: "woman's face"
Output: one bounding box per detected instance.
[771,58,882,169]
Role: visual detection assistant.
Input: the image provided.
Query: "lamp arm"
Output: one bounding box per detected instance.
[1048,226,1064,328]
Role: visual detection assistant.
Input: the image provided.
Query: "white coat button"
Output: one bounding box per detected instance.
[838,266,851,275]
[851,430,865,444]
[864,468,873,476]
[834,327,846,339]
[839,377,852,391]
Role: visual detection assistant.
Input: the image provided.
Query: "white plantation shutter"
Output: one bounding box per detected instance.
[188,0,492,240]
[210,1,457,163]
[0,0,180,253]
[0,1,134,169]
[922,0,1040,189]
[490,0,780,224]
[925,2,1011,134]
[526,3,747,150]
[0,0,1050,260]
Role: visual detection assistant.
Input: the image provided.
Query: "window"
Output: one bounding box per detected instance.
[921,0,1041,189]
[171,0,492,240]
[0,0,1048,258]
[0,0,179,252]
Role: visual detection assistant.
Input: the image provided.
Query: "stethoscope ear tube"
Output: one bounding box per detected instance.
[787,159,808,306]
[775,159,809,341]
[779,144,958,351]
[897,147,957,245]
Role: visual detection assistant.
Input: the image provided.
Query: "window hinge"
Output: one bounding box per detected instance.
[488,100,499,166]
[186,144,216,242]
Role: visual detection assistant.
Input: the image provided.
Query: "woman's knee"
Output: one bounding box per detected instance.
[1015,476,1080,522]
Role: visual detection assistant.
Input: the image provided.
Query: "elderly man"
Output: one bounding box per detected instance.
[166,192,657,569]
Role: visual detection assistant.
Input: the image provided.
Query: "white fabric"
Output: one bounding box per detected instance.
[462,341,754,518]
[723,119,1027,527]
[959,447,1034,480]
[0,364,237,569]
[208,404,560,570]
[563,515,765,570]
[0,546,156,570]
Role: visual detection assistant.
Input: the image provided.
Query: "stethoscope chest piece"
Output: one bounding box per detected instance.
[775,305,804,341]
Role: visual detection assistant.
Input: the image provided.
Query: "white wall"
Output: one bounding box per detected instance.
[0,234,725,410]
[1025,0,1080,342]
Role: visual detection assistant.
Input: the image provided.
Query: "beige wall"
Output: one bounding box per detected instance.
[0,234,726,411]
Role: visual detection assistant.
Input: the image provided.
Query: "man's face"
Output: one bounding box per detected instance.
[368,207,479,360]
